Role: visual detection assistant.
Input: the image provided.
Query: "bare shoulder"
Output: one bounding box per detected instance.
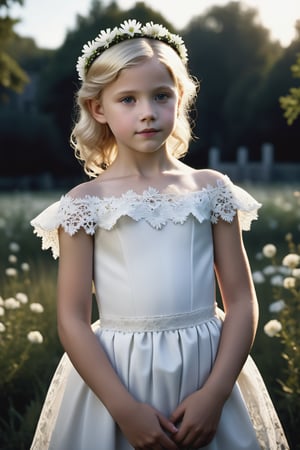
[191,168,228,189]
[64,177,105,199]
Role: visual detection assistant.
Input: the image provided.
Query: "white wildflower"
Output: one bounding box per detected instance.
[270,275,284,286]
[30,303,44,313]
[5,267,18,277]
[262,244,277,258]
[95,27,118,48]
[282,253,300,269]
[283,277,296,289]
[9,242,20,253]
[142,22,168,38]
[0,306,5,316]
[252,271,265,284]
[255,252,263,260]
[278,266,291,275]
[120,19,142,36]
[0,322,5,332]
[16,292,28,304]
[8,254,17,264]
[76,19,188,81]
[4,297,20,309]
[263,265,277,276]
[269,300,286,313]
[264,319,282,337]
[27,330,43,344]
[21,262,30,272]
[292,268,300,278]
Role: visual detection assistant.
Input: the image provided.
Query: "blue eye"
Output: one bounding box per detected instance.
[121,96,135,104]
[155,93,170,101]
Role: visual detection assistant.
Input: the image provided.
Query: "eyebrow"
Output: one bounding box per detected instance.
[114,85,176,96]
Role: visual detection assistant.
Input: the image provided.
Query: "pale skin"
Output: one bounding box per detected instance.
[57,56,259,449]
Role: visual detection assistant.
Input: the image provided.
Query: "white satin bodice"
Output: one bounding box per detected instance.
[94,216,215,320]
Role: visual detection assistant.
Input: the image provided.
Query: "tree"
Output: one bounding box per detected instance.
[182,1,281,166]
[0,0,29,96]
[279,52,300,125]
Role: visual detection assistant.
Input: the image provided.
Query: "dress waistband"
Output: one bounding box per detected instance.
[100,306,217,332]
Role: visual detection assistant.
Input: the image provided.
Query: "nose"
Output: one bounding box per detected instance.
[140,99,156,122]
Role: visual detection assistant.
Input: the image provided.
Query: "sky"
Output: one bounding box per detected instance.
[7,0,300,49]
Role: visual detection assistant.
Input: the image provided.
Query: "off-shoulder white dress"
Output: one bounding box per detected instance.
[30,176,289,450]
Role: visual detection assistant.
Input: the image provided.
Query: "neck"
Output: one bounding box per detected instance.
[109,148,178,178]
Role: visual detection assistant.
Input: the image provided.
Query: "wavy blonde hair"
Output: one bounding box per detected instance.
[71,38,199,177]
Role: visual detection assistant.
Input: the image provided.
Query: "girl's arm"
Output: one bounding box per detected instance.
[57,228,178,449]
[171,215,259,448]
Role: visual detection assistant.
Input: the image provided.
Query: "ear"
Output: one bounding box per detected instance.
[87,99,107,124]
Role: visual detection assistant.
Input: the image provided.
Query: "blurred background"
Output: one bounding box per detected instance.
[0,0,300,189]
[0,1,300,449]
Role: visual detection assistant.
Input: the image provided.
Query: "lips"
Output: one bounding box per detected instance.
[136,128,159,134]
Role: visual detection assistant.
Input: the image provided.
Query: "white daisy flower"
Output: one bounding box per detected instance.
[82,40,98,57]
[119,19,142,37]
[142,22,168,38]
[95,27,118,48]
[76,19,188,81]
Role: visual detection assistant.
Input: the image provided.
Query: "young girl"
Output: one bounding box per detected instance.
[31,19,289,450]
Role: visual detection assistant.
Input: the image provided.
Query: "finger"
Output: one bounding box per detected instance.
[169,404,184,426]
[157,412,178,434]
[159,433,180,450]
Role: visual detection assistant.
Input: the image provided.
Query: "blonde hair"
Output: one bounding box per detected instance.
[71,38,199,177]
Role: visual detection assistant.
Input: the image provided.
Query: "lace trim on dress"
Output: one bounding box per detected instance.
[100,306,217,332]
[30,176,261,259]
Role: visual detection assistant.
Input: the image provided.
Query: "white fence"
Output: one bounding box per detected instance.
[208,143,300,182]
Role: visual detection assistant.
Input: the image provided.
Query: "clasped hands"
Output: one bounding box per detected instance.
[118,387,223,449]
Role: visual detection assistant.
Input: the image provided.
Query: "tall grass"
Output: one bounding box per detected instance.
[0,184,299,449]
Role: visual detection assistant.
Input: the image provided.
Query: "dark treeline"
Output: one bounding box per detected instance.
[1,0,300,180]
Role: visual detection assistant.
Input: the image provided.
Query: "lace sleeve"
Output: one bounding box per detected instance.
[208,176,262,230]
[30,196,99,259]
[30,201,62,259]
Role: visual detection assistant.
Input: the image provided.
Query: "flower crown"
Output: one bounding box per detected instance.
[76,19,188,81]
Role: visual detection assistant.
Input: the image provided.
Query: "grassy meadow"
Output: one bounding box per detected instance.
[0,184,299,449]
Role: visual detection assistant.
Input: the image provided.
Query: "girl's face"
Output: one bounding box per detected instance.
[91,57,179,157]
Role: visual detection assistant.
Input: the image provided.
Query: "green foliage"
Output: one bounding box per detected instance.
[245,186,300,450]
[0,192,63,450]
[280,53,300,125]
[0,0,28,94]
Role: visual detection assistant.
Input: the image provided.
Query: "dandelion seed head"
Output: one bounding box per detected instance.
[264,319,282,337]
[30,303,44,313]
[27,330,43,344]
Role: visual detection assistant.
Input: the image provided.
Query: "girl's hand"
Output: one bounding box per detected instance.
[170,388,223,449]
[116,401,179,449]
